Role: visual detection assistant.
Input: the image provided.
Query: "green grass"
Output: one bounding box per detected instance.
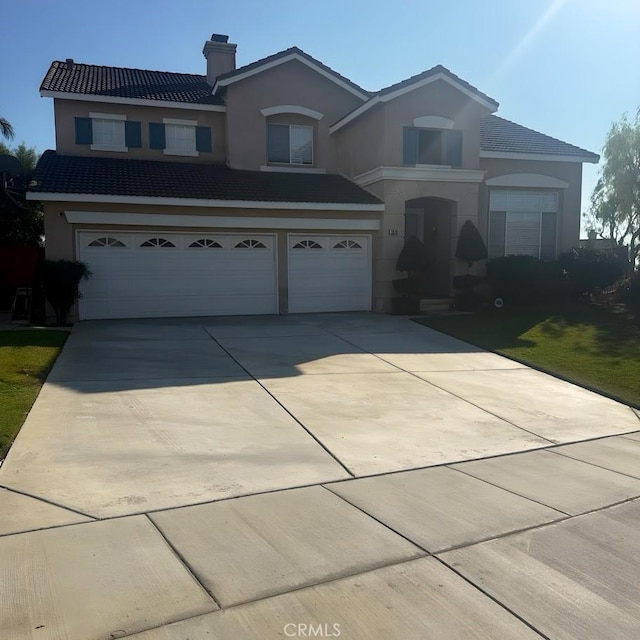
[417,301,640,408]
[0,330,68,459]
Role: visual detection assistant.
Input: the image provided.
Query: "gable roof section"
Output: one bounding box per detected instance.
[480,115,600,163]
[27,151,383,210]
[212,47,371,101]
[40,61,225,109]
[330,65,499,133]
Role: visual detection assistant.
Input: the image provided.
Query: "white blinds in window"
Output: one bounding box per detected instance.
[289,125,313,164]
[92,118,125,147]
[165,124,197,155]
[504,212,541,257]
[489,190,558,212]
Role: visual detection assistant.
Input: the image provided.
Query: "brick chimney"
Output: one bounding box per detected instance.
[203,34,236,86]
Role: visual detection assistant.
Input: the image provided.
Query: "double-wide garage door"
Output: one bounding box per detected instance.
[77,231,371,320]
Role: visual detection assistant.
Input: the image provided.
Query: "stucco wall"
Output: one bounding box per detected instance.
[223,60,363,171]
[53,99,227,164]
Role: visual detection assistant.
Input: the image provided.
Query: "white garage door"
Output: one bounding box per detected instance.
[77,231,277,320]
[288,235,372,313]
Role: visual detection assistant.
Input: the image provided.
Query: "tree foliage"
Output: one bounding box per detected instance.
[455,220,488,267]
[42,260,92,325]
[587,110,640,269]
[0,117,14,140]
[0,141,43,246]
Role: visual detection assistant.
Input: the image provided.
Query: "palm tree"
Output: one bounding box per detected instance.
[0,117,15,140]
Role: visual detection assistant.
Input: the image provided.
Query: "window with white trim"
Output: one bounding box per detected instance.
[267,124,313,165]
[165,124,197,156]
[488,190,558,260]
[91,114,126,150]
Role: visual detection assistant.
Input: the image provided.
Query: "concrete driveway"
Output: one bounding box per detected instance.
[2,313,640,639]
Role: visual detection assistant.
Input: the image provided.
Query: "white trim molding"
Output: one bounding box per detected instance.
[485,173,569,189]
[353,165,485,186]
[162,117,198,126]
[260,165,326,174]
[64,210,381,231]
[260,105,324,121]
[212,52,370,101]
[28,192,385,211]
[412,115,454,129]
[330,72,498,134]
[40,90,227,112]
[480,150,599,164]
[89,112,127,120]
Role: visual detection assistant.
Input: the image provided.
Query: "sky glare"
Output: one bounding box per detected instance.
[1,0,639,230]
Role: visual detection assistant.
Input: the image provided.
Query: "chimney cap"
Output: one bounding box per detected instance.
[210,34,229,43]
[65,58,74,69]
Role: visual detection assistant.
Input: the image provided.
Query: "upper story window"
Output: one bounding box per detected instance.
[403,127,462,167]
[267,124,313,165]
[75,113,141,152]
[149,119,212,157]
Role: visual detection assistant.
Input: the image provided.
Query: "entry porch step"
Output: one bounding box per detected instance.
[419,297,454,314]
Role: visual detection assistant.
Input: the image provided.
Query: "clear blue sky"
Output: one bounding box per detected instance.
[2,0,639,230]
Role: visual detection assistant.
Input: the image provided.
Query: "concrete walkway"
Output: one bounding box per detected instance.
[1,313,639,639]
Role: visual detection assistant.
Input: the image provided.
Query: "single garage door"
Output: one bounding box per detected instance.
[288,234,372,313]
[77,231,277,319]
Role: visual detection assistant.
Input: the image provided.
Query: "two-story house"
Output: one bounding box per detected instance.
[28,34,599,320]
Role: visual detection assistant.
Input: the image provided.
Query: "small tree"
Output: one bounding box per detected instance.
[391,236,430,313]
[455,220,488,269]
[42,260,92,325]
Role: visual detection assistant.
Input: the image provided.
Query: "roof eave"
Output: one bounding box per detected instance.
[40,90,226,112]
[480,150,600,164]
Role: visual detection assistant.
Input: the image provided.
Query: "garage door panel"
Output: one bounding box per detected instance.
[78,231,277,319]
[288,235,371,314]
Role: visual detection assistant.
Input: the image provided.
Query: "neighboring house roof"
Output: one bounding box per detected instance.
[28,151,383,208]
[40,60,225,107]
[213,47,371,101]
[480,115,600,162]
[330,65,499,133]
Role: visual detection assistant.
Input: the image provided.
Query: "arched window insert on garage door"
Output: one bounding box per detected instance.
[235,239,267,249]
[292,240,323,249]
[140,238,176,248]
[188,238,222,248]
[88,237,126,247]
[333,239,362,249]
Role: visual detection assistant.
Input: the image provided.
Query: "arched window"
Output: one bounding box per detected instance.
[292,240,323,249]
[333,239,362,249]
[188,238,222,248]
[235,239,267,249]
[88,237,126,247]
[140,238,176,248]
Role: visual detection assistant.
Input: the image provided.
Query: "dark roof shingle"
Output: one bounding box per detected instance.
[40,61,224,105]
[30,151,382,206]
[480,115,599,161]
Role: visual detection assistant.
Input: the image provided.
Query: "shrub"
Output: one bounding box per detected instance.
[486,255,565,304]
[559,247,626,295]
[396,236,430,275]
[41,259,91,325]
[619,271,640,306]
[455,220,488,268]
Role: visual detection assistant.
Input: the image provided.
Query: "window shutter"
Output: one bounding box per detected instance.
[149,123,166,150]
[488,212,506,258]
[446,130,462,166]
[195,126,212,153]
[402,127,418,165]
[74,117,93,145]
[267,124,290,163]
[540,212,557,261]
[124,121,142,148]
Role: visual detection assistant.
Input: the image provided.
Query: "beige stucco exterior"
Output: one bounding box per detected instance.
[41,45,595,317]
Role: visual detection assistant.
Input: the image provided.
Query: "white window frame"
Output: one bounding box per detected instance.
[488,190,559,259]
[162,117,199,157]
[90,112,127,152]
[267,123,313,166]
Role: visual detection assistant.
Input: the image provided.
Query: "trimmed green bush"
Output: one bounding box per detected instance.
[455,220,488,267]
[559,247,626,295]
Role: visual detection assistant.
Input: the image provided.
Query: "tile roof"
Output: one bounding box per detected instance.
[30,151,383,206]
[40,61,224,105]
[214,47,371,98]
[480,115,599,161]
[376,64,499,108]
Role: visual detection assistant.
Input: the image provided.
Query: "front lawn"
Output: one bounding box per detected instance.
[0,330,68,459]
[416,301,640,408]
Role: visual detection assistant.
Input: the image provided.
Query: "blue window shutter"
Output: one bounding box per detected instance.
[125,121,142,148]
[195,126,212,152]
[149,123,166,149]
[402,127,418,165]
[75,117,93,145]
[446,130,462,166]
